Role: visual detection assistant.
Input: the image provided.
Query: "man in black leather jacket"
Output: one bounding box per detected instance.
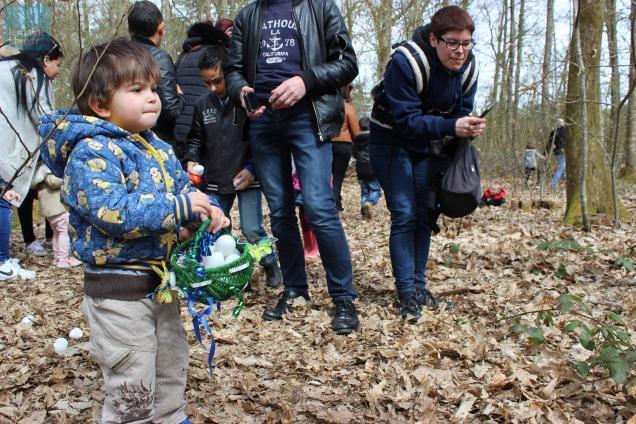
[129,1,185,156]
[225,0,359,334]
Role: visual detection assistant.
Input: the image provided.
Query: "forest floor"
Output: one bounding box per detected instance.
[0,170,635,424]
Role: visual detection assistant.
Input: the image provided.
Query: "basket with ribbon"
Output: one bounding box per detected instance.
[155,219,274,373]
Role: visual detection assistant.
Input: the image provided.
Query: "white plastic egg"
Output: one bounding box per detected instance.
[214,235,236,255]
[69,328,84,339]
[168,271,177,288]
[53,338,68,355]
[21,314,36,325]
[223,253,240,264]
[202,252,225,269]
[192,164,205,176]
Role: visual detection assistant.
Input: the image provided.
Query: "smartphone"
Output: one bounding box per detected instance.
[479,103,495,118]
[242,91,260,113]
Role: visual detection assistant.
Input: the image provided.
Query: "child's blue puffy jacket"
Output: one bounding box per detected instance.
[39,111,200,269]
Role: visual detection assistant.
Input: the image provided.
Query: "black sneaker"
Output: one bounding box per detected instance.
[263,261,282,288]
[262,289,310,321]
[398,294,422,323]
[331,300,359,334]
[415,287,454,309]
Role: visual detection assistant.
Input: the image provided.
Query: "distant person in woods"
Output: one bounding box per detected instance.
[353,117,382,219]
[174,22,230,148]
[0,31,63,280]
[524,141,545,186]
[129,0,185,155]
[369,6,485,322]
[225,0,360,334]
[547,118,567,189]
[331,84,360,212]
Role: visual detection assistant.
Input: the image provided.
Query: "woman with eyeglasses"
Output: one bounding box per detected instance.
[0,32,64,279]
[368,6,486,322]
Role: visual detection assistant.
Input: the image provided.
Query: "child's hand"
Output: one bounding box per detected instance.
[186,161,199,174]
[2,189,21,202]
[188,191,219,222]
[232,169,254,191]
[178,227,193,241]
[204,206,230,233]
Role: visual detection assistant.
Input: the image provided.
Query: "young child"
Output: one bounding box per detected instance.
[39,39,228,424]
[524,141,546,186]
[184,46,282,288]
[353,117,382,219]
[31,164,82,268]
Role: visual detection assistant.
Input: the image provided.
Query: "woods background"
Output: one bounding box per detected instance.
[0,0,635,225]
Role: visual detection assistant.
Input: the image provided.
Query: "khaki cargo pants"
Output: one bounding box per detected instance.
[82,295,189,424]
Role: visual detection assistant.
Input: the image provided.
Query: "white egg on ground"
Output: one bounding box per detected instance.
[21,314,36,325]
[223,253,240,264]
[69,328,84,339]
[168,271,177,288]
[214,235,236,256]
[53,338,68,355]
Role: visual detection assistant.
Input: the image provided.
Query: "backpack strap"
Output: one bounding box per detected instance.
[394,40,430,95]
[461,54,478,95]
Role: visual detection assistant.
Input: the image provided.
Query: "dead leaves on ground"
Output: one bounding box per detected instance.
[0,175,634,423]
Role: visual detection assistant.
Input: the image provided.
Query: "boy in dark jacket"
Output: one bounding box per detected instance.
[352,117,382,219]
[184,46,282,288]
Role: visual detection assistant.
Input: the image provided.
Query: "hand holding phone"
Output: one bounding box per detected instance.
[242,91,260,113]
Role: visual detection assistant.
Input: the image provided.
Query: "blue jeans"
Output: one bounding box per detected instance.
[369,127,434,297]
[207,189,276,266]
[248,100,356,301]
[0,199,11,263]
[550,154,566,188]
[359,179,382,208]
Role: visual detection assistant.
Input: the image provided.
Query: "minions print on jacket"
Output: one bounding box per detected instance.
[39,111,203,268]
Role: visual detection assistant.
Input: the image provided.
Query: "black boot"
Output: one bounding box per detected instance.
[331,300,359,334]
[262,288,310,321]
[398,294,422,323]
[263,261,282,288]
[415,287,453,309]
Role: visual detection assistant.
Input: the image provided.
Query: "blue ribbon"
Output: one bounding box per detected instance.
[187,290,217,375]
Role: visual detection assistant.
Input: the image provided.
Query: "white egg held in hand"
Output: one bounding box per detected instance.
[54,338,68,355]
[223,253,240,264]
[215,235,236,255]
[192,164,205,176]
[69,328,84,339]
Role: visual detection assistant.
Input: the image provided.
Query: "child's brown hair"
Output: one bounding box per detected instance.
[72,38,160,116]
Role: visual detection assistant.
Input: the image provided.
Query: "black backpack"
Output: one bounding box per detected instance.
[436,137,481,218]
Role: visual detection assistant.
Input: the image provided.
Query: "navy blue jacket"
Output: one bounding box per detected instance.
[372,26,478,154]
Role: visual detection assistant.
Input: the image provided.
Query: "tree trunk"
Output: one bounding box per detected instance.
[512,0,525,153]
[541,0,555,139]
[564,0,617,225]
[622,1,636,179]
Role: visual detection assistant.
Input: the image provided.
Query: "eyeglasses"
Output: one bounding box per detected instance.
[438,36,475,51]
